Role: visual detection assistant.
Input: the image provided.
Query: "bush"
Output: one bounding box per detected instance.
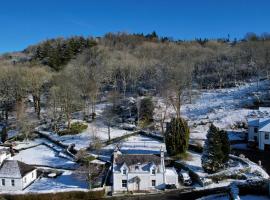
[139,97,154,126]
[2,190,105,200]
[58,122,88,136]
[165,118,190,156]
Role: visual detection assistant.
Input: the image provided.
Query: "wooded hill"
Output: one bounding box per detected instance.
[0,32,270,129]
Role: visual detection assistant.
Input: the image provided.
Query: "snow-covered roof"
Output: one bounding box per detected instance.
[0,160,35,178]
[248,117,270,132]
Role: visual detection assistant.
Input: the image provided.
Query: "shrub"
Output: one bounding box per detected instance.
[58,122,88,136]
[2,189,105,200]
[139,97,154,126]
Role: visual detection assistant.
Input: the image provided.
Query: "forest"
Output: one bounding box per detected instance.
[0,31,270,135]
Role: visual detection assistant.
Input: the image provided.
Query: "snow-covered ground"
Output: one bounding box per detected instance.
[155,80,270,143]
[39,102,133,151]
[13,143,76,169]
[26,170,88,193]
[199,194,270,200]
[103,134,165,155]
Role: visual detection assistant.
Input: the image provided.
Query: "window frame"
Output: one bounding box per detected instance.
[122,180,127,188]
[151,168,156,175]
[265,133,269,140]
[122,168,127,175]
[1,179,5,186]
[151,180,156,187]
[11,179,15,187]
[254,127,258,133]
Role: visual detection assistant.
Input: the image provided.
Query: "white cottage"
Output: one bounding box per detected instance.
[0,160,37,191]
[112,148,178,193]
[248,117,270,150]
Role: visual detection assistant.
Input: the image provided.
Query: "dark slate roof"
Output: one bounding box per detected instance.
[115,154,161,166]
[0,160,36,178]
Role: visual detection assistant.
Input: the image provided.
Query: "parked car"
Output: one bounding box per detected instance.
[179,170,192,186]
[165,184,177,189]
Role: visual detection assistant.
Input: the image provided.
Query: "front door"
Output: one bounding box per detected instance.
[135,182,139,191]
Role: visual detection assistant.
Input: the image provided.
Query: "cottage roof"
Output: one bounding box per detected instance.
[115,154,161,166]
[0,160,35,178]
[248,118,270,132]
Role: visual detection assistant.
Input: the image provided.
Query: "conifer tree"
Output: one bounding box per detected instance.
[220,130,230,163]
[202,124,230,173]
[165,118,190,156]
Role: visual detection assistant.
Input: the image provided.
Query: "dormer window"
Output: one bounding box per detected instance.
[151,168,156,175]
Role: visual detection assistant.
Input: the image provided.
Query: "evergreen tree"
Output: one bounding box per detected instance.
[220,130,230,163]
[1,125,8,143]
[201,124,230,173]
[139,97,154,125]
[165,118,190,156]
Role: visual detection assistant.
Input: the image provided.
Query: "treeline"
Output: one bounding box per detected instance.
[24,36,97,71]
[19,32,270,89]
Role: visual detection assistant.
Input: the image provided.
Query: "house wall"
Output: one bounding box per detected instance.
[258,131,270,150]
[248,126,258,141]
[22,169,37,189]
[165,174,178,186]
[0,177,23,191]
[113,171,165,192]
[0,169,37,191]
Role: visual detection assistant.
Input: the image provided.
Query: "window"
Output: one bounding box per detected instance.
[135,166,139,170]
[32,172,34,178]
[151,169,156,175]
[1,179,5,186]
[254,127,258,133]
[151,180,156,187]
[122,180,127,188]
[123,168,127,175]
[265,133,269,140]
[11,180,15,186]
[24,177,26,183]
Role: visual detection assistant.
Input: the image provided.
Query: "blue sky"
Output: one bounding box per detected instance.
[1,0,270,53]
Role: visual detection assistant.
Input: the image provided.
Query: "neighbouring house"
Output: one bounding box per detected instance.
[0,148,11,164]
[248,108,270,151]
[0,160,37,191]
[112,147,178,193]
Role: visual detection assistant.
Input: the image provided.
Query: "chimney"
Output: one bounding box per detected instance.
[112,145,121,162]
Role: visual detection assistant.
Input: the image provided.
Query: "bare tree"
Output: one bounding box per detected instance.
[26,66,51,119]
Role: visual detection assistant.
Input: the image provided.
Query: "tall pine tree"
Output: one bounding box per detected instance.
[201,124,230,173]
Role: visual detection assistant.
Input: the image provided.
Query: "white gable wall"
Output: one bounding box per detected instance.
[0,169,37,191]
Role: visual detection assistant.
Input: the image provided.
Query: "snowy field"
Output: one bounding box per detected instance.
[155,80,270,143]
[103,134,165,155]
[199,194,270,200]
[26,170,88,193]
[13,144,77,169]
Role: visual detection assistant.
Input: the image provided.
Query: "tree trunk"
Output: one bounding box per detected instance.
[33,95,41,120]
[5,108,8,122]
[16,98,24,121]
[108,123,111,141]
[67,113,71,130]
